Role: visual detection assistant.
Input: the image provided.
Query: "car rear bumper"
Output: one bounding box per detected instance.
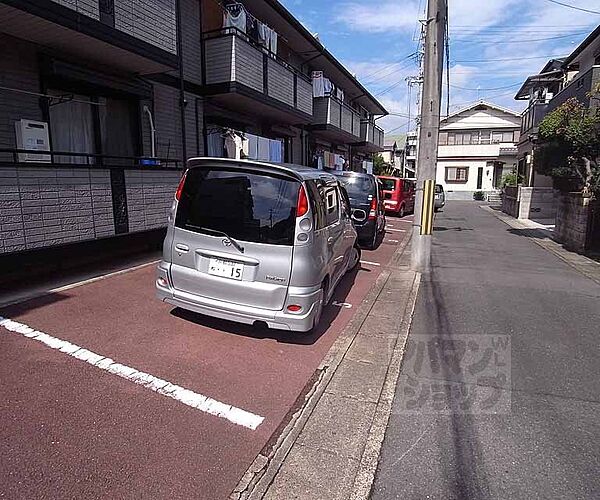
[155,262,322,332]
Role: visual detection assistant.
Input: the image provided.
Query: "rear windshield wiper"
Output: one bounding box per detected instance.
[185,224,245,253]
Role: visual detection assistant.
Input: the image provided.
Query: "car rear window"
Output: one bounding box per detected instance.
[435,184,444,194]
[337,175,375,203]
[381,179,396,191]
[175,167,299,246]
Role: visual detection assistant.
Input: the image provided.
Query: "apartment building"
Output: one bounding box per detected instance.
[0,0,386,264]
[436,102,521,200]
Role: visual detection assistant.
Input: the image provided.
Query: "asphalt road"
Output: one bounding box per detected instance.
[0,215,411,499]
[372,202,600,499]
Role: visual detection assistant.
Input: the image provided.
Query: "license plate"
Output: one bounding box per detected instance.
[208,258,243,280]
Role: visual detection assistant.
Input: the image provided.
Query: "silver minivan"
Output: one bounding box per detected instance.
[156,158,361,332]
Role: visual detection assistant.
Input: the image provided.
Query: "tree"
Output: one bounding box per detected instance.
[534,97,600,197]
[372,153,387,175]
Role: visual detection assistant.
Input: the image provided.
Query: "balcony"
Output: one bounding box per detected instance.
[202,29,313,123]
[521,101,548,135]
[309,96,362,143]
[0,0,178,74]
[547,65,600,113]
[352,120,384,152]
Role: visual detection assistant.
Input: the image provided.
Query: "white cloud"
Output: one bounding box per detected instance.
[336,1,420,33]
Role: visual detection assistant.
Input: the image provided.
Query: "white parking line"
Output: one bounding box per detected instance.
[386,228,406,233]
[360,260,381,267]
[0,317,264,431]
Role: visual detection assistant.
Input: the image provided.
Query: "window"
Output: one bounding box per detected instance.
[480,130,491,144]
[502,131,513,142]
[438,132,448,145]
[306,180,326,230]
[175,168,299,246]
[381,178,396,191]
[445,166,469,183]
[492,131,503,144]
[322,186,340,226]
[447,132,456,145]
[513,130,520,143]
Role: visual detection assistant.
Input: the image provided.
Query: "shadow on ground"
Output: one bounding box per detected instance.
[170,265,367,345]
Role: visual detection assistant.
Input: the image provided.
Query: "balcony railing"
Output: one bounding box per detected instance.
[360,120,384,148]
[547,65,600,113]
[203,28,313,116]
[521,101,548,134]
[312,96,361,139]
[0,149,181,170]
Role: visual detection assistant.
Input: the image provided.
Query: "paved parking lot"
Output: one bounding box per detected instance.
[0,216,411,499]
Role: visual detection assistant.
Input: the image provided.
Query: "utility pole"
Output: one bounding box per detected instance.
[411,0,447,272]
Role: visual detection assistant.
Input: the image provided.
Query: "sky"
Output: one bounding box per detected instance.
[279,0,599,135]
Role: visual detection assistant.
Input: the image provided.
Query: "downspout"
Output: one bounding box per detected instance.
[143,105,156,157]
[175,0,187,165]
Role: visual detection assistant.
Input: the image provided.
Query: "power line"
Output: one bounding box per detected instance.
[542,0,600,15]
[361,52,417,82]
[364,55,418,85]
[450,82,522,91]
[451,31,588,45]
[453,54,567,63]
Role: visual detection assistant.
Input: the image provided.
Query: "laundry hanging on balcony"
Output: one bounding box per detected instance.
[312,72,324,97]
[223,2,247,33]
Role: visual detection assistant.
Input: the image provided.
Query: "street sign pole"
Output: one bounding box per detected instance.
[412,0,447,272]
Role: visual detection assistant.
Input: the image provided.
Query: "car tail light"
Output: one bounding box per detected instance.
[297,184,309,217]
[369,197,377,220]
[175,170,188,201]
[287,304,302,313]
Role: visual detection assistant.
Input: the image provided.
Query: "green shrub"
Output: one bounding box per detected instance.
[473,191,485,201]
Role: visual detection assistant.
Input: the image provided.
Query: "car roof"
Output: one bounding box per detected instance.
[330,170,376,180]
[186,157,339,184]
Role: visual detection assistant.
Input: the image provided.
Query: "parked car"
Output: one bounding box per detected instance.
[156,158,361,333]
[333,171,385,250]
[378,176,416,217]
[434,184,446,212]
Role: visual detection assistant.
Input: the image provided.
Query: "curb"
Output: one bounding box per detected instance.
[232,235,419,500]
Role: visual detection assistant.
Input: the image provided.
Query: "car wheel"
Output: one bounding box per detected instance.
[347,245,362,273]
[311,281,328,331]
[399,204,405,218]
[369,230,378,250]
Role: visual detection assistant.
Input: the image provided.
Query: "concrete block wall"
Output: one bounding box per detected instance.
[554,193,594,253]
[518,187,556,220]
[125,169,181,232]
[501,187,519,217]
[0,167,115,255]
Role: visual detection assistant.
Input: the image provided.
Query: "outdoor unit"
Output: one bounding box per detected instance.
[15,119,51,162]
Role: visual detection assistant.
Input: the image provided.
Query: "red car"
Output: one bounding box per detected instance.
[377,176,416,217]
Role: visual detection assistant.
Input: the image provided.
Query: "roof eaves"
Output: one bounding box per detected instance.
[563,24,600,66]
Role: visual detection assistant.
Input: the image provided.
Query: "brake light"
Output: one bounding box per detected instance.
[297,184,309,217]
[369,197,377,220]
[175,170,187,201]
[287,304,302,313]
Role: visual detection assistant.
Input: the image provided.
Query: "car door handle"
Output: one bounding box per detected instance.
[175,243,189,253]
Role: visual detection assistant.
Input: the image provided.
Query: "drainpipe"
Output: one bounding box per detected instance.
[175,0,187,165]
[143,106,156,157]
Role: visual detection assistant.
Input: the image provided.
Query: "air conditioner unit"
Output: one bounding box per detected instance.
[545,92,554,102]
[15,119,51,162]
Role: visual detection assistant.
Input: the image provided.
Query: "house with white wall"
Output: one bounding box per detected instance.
[436,101,521,200]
